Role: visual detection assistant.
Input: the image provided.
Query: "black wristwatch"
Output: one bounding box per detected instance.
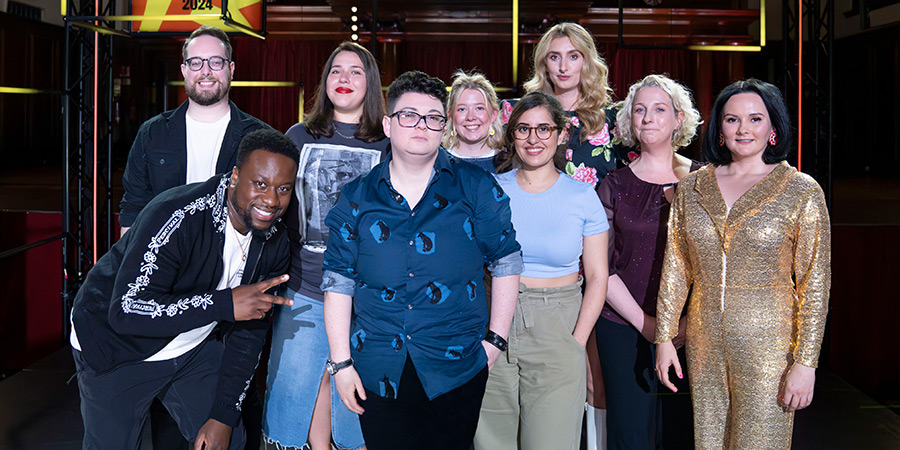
[484,330,508,352]
[326,358,354,375]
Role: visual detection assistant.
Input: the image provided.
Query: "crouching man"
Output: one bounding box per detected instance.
[71,129,298,450]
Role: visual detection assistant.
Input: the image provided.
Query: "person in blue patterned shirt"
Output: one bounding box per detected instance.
[321,71,523,450]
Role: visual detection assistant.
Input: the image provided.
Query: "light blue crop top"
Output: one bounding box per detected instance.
[494,169,608,278]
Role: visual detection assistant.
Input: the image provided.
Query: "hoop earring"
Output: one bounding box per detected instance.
[768,130,778,146]
[718,133,725,147]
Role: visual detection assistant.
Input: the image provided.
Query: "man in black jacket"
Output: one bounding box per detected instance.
[119,25,269,233]
[72,129,298,450]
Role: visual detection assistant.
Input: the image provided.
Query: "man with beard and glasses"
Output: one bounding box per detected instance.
[120,25,270,235]
[71,129,297,450]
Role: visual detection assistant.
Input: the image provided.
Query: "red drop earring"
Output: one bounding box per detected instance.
[768,130,778,146]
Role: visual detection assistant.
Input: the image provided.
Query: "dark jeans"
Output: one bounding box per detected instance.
[73,338,246,450]
[358,356,488,450]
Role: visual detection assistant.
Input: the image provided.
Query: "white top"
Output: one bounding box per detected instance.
[71,213,250,361]
[185,110,231,184]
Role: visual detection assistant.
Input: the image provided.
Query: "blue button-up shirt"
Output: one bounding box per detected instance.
[322,149,523,400]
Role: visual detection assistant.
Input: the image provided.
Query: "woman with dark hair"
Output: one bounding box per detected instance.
[443,70,505,173]
[655,79,831,448]
[263,41,388,450]
[596,74,701,449]
[474,91,609,450]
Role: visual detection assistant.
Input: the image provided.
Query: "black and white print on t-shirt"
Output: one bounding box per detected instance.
[297,143,381,251]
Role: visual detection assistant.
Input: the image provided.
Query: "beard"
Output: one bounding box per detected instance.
[228,187,262,235]
[186,74,231,106]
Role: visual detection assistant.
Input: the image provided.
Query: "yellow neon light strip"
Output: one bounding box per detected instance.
[512,0,519,86]
[61,0,66,15]
[761,0,766,47]
[0,87,55,94]
[687,45,762,52]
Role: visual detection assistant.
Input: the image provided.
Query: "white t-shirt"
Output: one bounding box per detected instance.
[186,110,231,184]
[70,214,251,361]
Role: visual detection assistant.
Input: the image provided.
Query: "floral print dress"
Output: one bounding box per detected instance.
[501,99,635,189]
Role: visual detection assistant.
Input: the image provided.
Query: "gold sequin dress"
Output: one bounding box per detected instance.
[655,162,831,449]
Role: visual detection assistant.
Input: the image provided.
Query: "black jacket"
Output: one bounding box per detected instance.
[119,100,270,227]
[73,174,289,427]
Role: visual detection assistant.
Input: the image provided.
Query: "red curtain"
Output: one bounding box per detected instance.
[401,41,514,90]
[601,44,691,101]
[230,37,702,137]
[230,38,342,133]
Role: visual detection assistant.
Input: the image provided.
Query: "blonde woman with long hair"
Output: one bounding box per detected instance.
[511,22,628,187]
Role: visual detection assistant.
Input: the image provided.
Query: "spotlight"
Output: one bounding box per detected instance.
[351,24,358,31]
[351,15,358,22]
[351,33,359,41]
[351,6,358,13]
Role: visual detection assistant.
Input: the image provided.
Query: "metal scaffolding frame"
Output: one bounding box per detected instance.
[783,0,834,208]
[62,0,115,338]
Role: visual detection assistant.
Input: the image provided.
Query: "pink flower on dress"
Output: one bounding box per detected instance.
[500,101,513,124]
[569,116,581,128]
[566,149,573,161]
[572,166,599,186]
[587,123,611,146]
[628,151,640,162]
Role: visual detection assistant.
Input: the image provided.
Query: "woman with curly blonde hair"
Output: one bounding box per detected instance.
[595,74,701,449]
[517,22,626,187]
[443,70,505,173]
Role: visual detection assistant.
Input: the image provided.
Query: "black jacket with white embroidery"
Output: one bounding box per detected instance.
[72,173,289,427]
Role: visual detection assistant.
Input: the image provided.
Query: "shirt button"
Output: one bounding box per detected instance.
[409,272,414,277]
[407,304,413,309]
[409,240,414,246]
[406,334,411,340]
[411,212,416,217]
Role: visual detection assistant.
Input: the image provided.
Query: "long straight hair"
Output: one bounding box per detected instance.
[304,42,386,143]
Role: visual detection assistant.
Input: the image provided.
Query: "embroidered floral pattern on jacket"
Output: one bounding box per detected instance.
[121,176,230,317]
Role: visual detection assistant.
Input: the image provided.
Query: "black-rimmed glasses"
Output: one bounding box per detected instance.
[513,124,560,140]
[389,111,447,131]
[184,56,229,72]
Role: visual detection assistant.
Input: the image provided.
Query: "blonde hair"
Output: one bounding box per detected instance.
[523,22,612,143]
[616,74,702,149]
[442,71,505,151]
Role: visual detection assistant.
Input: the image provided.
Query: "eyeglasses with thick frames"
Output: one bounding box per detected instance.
[389,111,447,131]
[513,124,560,140]
[184,56,230,72]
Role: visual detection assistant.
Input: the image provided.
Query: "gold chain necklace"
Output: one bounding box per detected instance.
[230,221,251,261]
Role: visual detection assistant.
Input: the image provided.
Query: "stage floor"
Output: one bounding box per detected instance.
[1,347,899,449]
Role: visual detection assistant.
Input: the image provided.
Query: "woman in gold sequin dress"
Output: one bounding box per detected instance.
[654,79,831,449]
